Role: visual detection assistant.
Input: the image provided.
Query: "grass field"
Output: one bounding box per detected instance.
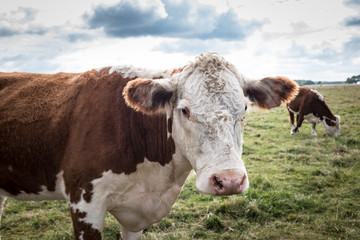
[1,85,359,240]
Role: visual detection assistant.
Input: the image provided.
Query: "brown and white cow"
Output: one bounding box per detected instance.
[287,86,340,136]
[0,52,298,240]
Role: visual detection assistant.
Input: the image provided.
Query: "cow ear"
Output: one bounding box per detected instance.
[123,78,174,114]
[244,76,298,109]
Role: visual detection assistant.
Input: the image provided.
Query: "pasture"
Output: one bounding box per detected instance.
[1,84,359,239]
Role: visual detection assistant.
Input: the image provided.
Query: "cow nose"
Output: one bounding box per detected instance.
[211,172,247,195]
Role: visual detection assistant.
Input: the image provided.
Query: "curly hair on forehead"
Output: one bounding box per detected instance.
[188,52,234,93]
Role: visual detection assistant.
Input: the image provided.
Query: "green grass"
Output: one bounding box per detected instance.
[1,85,360,239]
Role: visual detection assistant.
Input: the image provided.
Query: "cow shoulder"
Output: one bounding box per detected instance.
[62,69,175,204]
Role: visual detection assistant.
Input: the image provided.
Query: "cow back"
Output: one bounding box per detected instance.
[0,72,79,195]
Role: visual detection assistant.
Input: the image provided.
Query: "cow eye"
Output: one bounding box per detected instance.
[245,105,248,111]
[181,107,190,119]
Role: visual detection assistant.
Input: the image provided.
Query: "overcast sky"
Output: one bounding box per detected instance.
[1,0,359,81]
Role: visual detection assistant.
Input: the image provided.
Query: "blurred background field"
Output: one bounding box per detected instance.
[1,85,359,240]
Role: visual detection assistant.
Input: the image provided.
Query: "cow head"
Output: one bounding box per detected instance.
[323,115,340,137]
[123,52,298,196]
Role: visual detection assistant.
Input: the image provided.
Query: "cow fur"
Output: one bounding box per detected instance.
[287,86,340,136]
[0,52,298,240]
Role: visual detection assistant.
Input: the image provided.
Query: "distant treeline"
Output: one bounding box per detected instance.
[346,75,360,84]
[295,75,360,86]
[294,80,345,86]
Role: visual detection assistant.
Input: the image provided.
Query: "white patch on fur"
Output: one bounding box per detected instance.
[8,165,13,172]
[290,125,296,135]
[0,171,65,201]
[310,89,324,101]
[304,113,321,136]
[288,107,299,115]
[103,65,172,79]
[301,114,340,136]
[79,231,84,240]
[311,127,317,136]
[68,157,191,233]
[304,113,321,124]
[0,196,6,223]
[122,228,143,240]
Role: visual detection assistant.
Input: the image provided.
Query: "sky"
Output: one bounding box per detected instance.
[0,0,359,82]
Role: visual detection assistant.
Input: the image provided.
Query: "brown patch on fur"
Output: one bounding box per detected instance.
[170,67,184,76]
[0,72,80,195]
[167,117,173,134]
[123,78,173,115]
[244,76,298,109]
[287,86,337,130]
[1,69,176,208]
[70,208,102,240]
[325,118,336,126]
[97,67,112,76]
[287,87,334,117]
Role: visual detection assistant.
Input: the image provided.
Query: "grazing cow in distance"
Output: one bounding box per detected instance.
[0,52,298,240]
[287,86,340,136]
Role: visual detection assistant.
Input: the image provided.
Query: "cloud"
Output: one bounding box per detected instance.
[344,0,360,7]
[84,1,164,37]
[0,7,48,37]
[67,33,93,42]
[344,0,360,27]
[345,16,360,26]
[291,22,312,33]
[282,36,360,65]
[0,27,20,37]
[153,38,243,55]
[84,0,263,40]
[342,36,360,58]
[0,31,84,73]
[4,7,39,23]
[0,52,60,73]
[0,26,48,38]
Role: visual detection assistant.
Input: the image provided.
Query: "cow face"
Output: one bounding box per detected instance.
[124,53,298,196]
[323,115,340,136]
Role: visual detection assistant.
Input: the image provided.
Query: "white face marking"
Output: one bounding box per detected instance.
[0,171,65,201]
[322,117,340,136]
[170,56,249,195]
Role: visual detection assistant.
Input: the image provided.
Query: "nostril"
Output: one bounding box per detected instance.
[212,175,224,190]
[211,173,247,195]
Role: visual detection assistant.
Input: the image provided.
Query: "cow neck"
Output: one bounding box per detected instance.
[62,70,177,204]
[124,95,175,171]
[318,102,335,122]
